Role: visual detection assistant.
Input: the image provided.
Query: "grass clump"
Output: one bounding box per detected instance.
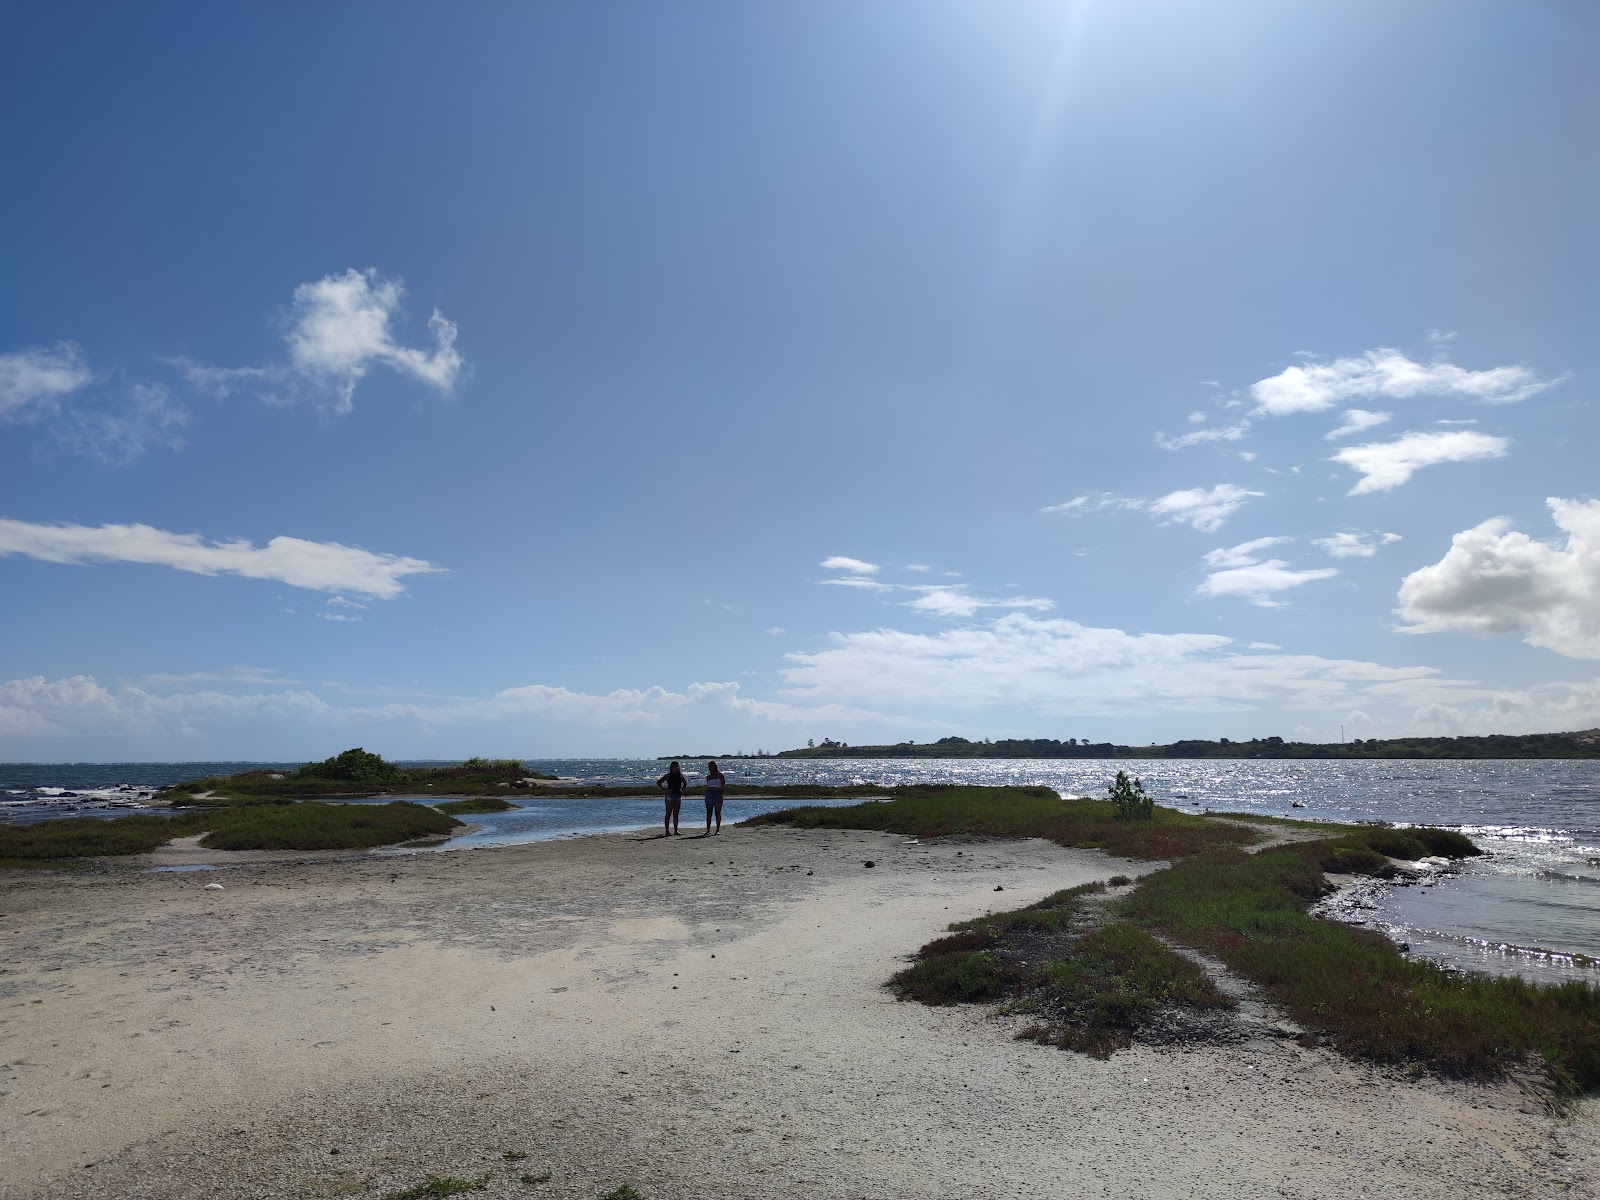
[382,1173,490,1199]
[435,797,517,815]
[601,1187,646,1200]
[0,815,187,859]
[891,950,1024,1006]
[746,785,1259,860]
[896,880,1230,1055]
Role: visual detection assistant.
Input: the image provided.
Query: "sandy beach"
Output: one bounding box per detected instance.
[2,823,1596,1200]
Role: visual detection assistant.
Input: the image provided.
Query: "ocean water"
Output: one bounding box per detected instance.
[4,757,1596,986]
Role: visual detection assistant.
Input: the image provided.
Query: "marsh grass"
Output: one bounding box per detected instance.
[745,786,1260,860]
[435,797,518,815]
[1125,836,1600,1091]
[768,785,1593,1093]
[0,801,459,859]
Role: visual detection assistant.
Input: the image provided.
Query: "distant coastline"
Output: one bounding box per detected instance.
[661,728,1600,761]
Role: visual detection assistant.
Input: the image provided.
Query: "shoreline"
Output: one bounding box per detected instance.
[3,827,1596,1199]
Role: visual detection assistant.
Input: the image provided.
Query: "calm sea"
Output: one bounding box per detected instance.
[4,757,1596,987]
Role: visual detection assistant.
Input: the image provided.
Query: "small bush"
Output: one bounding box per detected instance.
[297,747,405,785]
[1107,771,1154,821]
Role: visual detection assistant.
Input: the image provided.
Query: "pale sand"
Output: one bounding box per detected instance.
[2,825,1596,1199]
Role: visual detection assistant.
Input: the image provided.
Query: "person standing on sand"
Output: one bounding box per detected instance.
[656,761,686,836]
[704,760,726,835]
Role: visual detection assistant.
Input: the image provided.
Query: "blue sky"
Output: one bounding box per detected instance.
[2,1,1596,761]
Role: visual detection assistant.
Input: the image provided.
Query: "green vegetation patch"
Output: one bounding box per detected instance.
[1125,835,1599,1093]
[435,797,518,815]
[382,1173,491,1200]
[894,881,1231,1056]
[0,801,460,859]
[744,785,1260,860]
[168,749,550,803]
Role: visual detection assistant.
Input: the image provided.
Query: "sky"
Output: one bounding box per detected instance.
[2,1,1597,761]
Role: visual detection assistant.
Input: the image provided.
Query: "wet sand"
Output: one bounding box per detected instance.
[1,826,1595,1199]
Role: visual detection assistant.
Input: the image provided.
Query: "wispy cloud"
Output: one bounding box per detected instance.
[1146,484,1264,532]
[1197,538,1337,607]
[1314,531,1402,558]
[780,612,1474,717]
[1251,348,1558,416]
[0,517,445,598]
[821,556,879,574]
[1325,408,1392,440]
[1396,498,1600,659]
[53,382,188,465]
[175,268,465,415]
[140,667,301,688]
[1044,484,1263,533]
[820,576,893,592]
[1156,421,1251,450]
[1331,430,1509,494]
[905,587,1055,619]
[0,343,94,420]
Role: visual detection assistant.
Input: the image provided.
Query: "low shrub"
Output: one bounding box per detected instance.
[890,951,1023,1005]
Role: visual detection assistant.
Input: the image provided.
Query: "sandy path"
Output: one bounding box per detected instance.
[1,826,1595,1199]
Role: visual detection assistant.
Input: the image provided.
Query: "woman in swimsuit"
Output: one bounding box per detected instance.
[704,760,726,835]
[656,761,686,836]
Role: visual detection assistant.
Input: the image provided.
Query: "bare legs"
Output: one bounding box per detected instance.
[664,796,681,835]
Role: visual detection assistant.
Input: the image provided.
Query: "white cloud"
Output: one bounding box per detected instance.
[176,269,465,415]
[0,343,94,419]
[1202,537,1290,570]
[1251,348,1558,416]
[0,517,445,598]
[1045,485,1262,533]
[905,587,1055,619]
[1197,561,1339,607]
[1325,408,1392,440]
[821,556,879,574]
[1396,498,1600,658]
[781,612,1474,717]
[767,626,785,636]
[1157,422,1251,450]
[1314,531,1402,558]
[1196,538,1337,606]
[141,667,301,688]
[1331,430,1508,494]
[820,576,893,592]
[904,563,930,572]
[1147,484,1263,532]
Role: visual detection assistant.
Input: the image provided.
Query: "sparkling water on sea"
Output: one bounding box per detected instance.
[4,757,1597,986]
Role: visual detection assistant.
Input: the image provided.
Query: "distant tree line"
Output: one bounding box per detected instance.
[770,731,1600,760]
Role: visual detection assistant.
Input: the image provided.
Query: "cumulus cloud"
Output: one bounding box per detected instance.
[0,517,445,598]
[821,556,879,574]
[1325,408,1392,440]
[1196,538,1337,607]
[820,576,893,592]
[1251,348,1558,416]
[0,343,94,420]
[1045,485,1262,533]
[1330,430,1508,494]
[1396,498,1600,658]
[175,268,465,415]
[1315,531,1402,558]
